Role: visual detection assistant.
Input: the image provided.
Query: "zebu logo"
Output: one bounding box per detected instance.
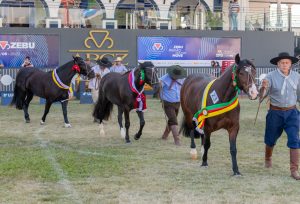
[152,43,163,51]
[0,41,35,50]
[0,41,10,50]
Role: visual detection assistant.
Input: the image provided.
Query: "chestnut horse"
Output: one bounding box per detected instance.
[180,54,258,176]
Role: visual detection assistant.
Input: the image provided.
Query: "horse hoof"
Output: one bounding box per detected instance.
[25,119,30,123]
[134,134,141,140]
[201,162,208,168]
[126,140,131,144]
[64,123,72,128]
[120,128,126,139]
[40,120,45,125]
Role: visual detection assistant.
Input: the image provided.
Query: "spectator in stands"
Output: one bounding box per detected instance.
[160,65,187,146]
[21,56,34,68]
[211,60,221,77]
[88,57,111,104]
[110,57,127,74]
[253,19,263,31]
[229,0,240,31]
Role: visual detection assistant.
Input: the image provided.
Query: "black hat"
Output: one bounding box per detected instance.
[270,52,299,65]
[139,61,154,69]
[97,57,112,67]
[167,65,187,80]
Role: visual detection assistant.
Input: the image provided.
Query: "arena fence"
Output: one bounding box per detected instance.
[1,66,297,93]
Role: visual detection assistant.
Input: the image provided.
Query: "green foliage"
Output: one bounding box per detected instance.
[206,12,223,30]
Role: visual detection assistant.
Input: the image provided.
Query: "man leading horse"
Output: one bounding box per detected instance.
[260,52,300,180]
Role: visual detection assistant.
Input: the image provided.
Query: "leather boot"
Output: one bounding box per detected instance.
[265,145,273,168]
[170,125,180,146]
[162,125,170,140]
[290,149,300,180]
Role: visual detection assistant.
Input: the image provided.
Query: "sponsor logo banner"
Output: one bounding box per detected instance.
[0,34,59,68]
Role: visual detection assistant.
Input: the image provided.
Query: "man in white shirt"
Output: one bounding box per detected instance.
[88,57,111,103]
[110,57,128,74]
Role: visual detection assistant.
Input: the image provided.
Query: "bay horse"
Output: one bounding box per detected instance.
[10,56,94,127]
[93,61,159,143]
[180,54,258,176]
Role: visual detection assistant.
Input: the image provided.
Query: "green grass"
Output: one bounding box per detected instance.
[1,97,300,203]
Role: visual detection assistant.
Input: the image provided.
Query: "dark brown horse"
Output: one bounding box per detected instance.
[93,61,159,143]
[11,56,94,127]
[180,54,258,176]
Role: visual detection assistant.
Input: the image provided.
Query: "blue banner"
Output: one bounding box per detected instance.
[0,34,59,68]
[137,37,241,67]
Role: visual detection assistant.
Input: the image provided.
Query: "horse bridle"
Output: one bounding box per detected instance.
[236,65,256,94]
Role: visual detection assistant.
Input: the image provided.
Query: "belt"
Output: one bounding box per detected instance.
[270,104,296,111]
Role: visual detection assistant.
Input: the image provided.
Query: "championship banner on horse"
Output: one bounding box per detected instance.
[137,37,241,67]
[0,34,59,68]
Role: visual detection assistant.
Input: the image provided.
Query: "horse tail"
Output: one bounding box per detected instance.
[93,89,113,123]
[180,116,201,139]
[10,81,25,110]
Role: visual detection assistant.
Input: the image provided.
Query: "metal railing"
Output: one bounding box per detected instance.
[1,66,284,93]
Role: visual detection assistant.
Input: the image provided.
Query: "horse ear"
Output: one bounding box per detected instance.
[235,54,240,65]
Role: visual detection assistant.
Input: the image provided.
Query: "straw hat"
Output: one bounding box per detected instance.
[114,57,123,62]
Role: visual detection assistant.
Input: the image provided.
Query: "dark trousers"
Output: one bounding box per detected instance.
[162,101,180,126]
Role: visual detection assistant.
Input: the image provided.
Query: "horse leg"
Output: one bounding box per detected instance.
[134,111,145,140]
[40,100,52,125]
[124,109,131,143]
[190,129,198,160]
[118,106,125,138]
[229,129,241,176]
[201,133,211,167]
[23,92,33,123]
[61,101,71,128]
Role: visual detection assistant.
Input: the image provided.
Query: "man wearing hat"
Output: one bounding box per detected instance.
[110,56,128,74]
[160,65,187,146]
[260,52,300,180]
[88,57,111,104]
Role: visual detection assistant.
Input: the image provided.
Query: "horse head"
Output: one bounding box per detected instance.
[72,56,95,78]
[234,54,258,100]
[139,61,159,86]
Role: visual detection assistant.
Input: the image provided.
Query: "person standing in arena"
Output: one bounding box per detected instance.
[110,57,128,74]
[88,57,111,104]
[260,52,300,180]
[21,56,34,68]
[160,65,187,146]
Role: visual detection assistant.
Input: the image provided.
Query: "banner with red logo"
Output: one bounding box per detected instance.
[0,34,59,68]
[137,37,241,67]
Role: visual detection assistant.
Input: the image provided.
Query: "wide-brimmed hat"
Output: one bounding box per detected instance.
[270,52,299,65]
[97,57,112,67]
[114,57,123,62]
[167,65,187,80]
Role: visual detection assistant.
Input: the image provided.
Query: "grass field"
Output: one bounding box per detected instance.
[1,98,300,204]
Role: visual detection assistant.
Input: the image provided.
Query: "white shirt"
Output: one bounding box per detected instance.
[88,65,110,89]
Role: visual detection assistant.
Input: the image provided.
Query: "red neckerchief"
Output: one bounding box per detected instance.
[128,70,147,111]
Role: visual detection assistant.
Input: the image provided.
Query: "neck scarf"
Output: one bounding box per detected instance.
[277,68,296,95]
[128,69,147,111]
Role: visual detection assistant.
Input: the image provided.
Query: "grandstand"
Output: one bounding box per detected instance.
[0,0,299,33]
